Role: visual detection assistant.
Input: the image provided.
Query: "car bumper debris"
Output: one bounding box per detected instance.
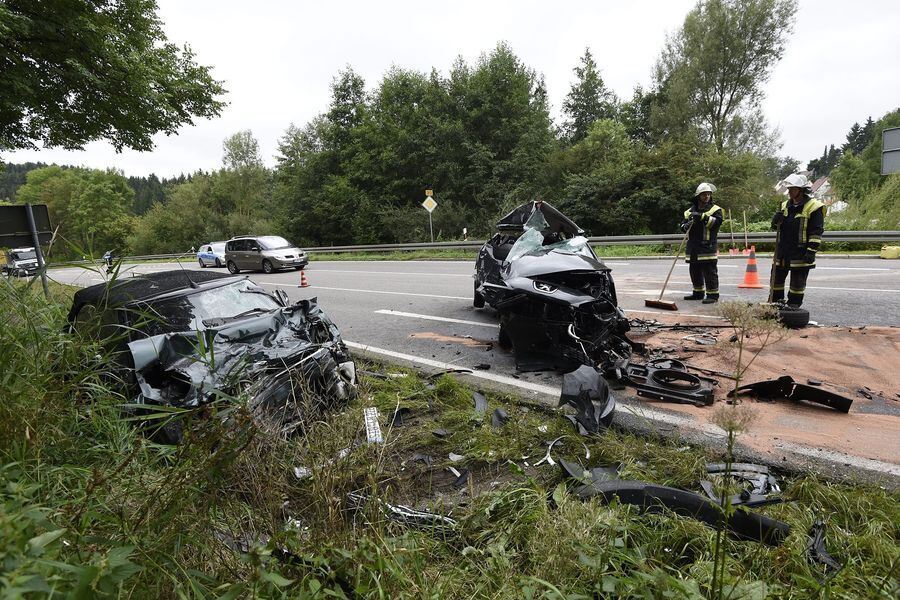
[727,375,853,412]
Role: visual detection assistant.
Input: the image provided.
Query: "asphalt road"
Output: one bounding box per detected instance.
[45,256,900,484]
[48,255,899,381]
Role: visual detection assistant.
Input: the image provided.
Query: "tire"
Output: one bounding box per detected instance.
[215,258,222,268]
[262,259,274,274]
[778,305,809,328]
[227,261,239,274]
[199,259,206,268]
[473,281,485,308]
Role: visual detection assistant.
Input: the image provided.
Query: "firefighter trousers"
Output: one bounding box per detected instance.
[770,267,810,306]
[688,258,719,299]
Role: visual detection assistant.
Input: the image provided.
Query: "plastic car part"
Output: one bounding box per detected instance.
[619,361,715,406]
[806,519,842,579]
[699,463,783,508]
[727,376,853,413]
[563,477,789,546]
[346,492,457,534]
[558,365,616,434]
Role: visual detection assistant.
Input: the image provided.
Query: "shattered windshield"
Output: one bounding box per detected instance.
[141,280,281,334]
[507,230,592,262]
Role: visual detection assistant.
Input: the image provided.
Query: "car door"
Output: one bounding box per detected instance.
[246,238,262,271]
[233,240,247,269]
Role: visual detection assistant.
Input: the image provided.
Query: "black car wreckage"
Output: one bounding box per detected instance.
[474,200,632,371]
[66,270,357,439]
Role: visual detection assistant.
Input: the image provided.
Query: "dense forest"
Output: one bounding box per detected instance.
[2,0,897,257]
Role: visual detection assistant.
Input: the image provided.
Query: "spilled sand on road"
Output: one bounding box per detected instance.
[627,317,900,465]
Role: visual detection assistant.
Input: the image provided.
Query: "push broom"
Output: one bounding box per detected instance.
[645,228,690,311]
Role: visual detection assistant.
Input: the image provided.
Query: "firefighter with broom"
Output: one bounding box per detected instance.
[769,173,825,307]
[681,182,724,304]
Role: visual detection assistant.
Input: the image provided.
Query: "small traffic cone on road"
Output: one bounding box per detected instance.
[737,249,764,289]
[298,270,310,288]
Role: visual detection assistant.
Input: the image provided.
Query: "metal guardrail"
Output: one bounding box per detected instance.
[303,230,900,253]
[46,231,899,265]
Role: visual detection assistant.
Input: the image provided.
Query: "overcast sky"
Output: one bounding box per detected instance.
[5,0,899,177]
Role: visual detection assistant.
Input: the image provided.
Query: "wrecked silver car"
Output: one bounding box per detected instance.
[66,270,356,440]
[474,201,631,370]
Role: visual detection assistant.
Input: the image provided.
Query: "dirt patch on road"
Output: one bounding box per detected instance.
[628,317,900,465]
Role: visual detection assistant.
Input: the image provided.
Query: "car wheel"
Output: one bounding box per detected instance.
[199,258,206,268]
[473,281,485,308]
[262,259,274,274]
[778,305,810,328]
[215,258,222,268]
[227,261,239,274]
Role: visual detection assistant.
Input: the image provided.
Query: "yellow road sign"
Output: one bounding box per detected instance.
[422,197,437,213]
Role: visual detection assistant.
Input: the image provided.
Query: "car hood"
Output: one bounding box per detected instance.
[127,298,356,429]
[507,250,609,279]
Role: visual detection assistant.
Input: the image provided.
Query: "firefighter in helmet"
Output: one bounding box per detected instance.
[770,173,825,307]
[681,182,724,304]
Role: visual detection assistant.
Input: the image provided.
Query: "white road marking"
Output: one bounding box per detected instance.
[311,269,472,277]
[375,309,499,328]
[255,282,470,301]
[816,266,894,271]
[677,264,740,268]
[661,281,900,294]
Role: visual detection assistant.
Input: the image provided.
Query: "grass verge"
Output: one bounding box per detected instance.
[1,278,897,598]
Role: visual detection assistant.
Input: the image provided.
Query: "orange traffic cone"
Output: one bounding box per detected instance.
[298,270,310,288]
[737,249,764,289]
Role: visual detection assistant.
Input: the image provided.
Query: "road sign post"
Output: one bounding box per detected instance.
[422,192,437,243]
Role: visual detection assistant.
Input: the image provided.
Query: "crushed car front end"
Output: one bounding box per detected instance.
[475,201,632,370]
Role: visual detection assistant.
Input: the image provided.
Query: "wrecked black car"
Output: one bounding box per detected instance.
[474,201,631,370]
[67,270,356,440]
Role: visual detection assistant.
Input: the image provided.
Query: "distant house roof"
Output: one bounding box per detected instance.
[810,176,828,194]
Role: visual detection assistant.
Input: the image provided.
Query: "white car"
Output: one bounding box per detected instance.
[197,242,227,268]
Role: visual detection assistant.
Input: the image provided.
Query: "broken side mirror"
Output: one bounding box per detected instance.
[275,289,290,306]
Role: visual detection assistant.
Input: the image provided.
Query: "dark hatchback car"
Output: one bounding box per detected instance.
[474,201,631,370]
[67,270,356,439]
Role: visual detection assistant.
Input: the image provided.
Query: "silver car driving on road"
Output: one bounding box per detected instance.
[225,236,309,274]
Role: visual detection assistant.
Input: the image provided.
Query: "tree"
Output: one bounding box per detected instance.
[220,130,269,220]
[0,0,225,153]
[15,166,135,254]
[653,0,798,153]
[561,48,617,143]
